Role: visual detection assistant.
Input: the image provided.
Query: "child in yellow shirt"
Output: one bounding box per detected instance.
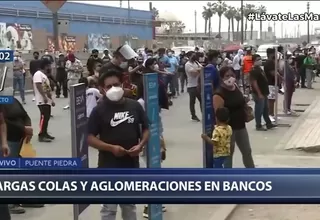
[201,107,232,168]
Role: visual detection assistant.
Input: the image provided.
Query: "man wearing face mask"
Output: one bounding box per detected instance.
[41,50,54,64]
[55,53,68,98]
[63,53,84,110]
[284,54,297,115]
[206,50,220,91]
[250,54,275,131]
[185,51,202,122]
[87,49,103,76]
[88,70,150,220]
[29,51,41,102]
[12,52,26,104]
[101,49,112,64]
[167,50,179,97]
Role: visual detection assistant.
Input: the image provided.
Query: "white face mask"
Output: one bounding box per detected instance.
[217,58,222,64]
[154,64,159,70]
[119,61,128,69]
[106,86,124,102]
[147,55,153,59]
[168,52,172,56]
[45,52,49,55]
[14,56,18,61]
[288,59,293,64]
[94,71,99,77]
[224,77,236,87]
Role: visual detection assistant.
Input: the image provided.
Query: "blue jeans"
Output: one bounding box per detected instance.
[213,156,227,168]
[253,95,271,127]
[13,76,25,102]
[101,204,136,220]
[7,141,21,158]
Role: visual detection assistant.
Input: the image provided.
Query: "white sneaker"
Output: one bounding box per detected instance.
[269,115,275,122]
[32,97,35,102]
[63,105,69,110]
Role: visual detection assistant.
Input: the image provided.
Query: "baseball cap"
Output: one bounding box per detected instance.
[116,44,138,60]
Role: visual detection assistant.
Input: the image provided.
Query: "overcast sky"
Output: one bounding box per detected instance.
[78,1,320,37]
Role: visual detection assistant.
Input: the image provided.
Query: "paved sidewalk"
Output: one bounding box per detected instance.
[229,82,320,220]
[276,83,320,152]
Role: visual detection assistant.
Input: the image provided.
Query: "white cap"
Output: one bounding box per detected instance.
[118,44,138,60]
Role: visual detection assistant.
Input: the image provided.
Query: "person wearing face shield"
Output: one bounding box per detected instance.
[213,66,255,168]
[87,70,150,220]
[102,45,139,98]
[86,49,103,76]
[250,54,276,131]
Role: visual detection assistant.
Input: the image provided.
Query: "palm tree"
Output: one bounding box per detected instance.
[224,7,233,41]
[234,9,242,41]
[213,0,227,37]
[249,6,256,40]
[152,7,159,19]
[202,2,214,35]
[229,7,237,41]
[243,4,255,40]
[258,5,267,39]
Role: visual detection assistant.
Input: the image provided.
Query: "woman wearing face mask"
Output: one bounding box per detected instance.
[213,66,255,168]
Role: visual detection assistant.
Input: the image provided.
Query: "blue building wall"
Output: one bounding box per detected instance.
[0,1,153,39]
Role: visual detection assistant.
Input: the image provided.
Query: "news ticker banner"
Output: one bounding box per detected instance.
[0,158,81,169]
[0,169,320,203]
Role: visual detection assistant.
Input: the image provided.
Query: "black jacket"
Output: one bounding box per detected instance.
[87,56,103,76]
[3,98,31,142]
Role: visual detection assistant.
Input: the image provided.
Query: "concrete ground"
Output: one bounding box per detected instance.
[229,81,320,220]
[10,80,320,220]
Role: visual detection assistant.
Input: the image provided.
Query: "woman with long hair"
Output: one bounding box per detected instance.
[213,66,255,168]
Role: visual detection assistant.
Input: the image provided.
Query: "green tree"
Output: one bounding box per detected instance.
[224,6,237,41]
[244,4,255,40]
[257,5,267,39]
[202,2,215,35]
[234,8,242,41]
[213,0,227,36]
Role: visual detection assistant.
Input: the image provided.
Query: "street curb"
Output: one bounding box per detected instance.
[209,204,238,220]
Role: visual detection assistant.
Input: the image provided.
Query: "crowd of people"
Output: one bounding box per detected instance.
[1,42,317,219]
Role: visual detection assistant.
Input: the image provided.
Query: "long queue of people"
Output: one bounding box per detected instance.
[5,43,316,219]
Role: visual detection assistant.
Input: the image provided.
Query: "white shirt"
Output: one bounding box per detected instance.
[232,54,241,70]
[33,70,51,105]
[137,98,145,110]
[86,88,102,117]
[185,61,201,88]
